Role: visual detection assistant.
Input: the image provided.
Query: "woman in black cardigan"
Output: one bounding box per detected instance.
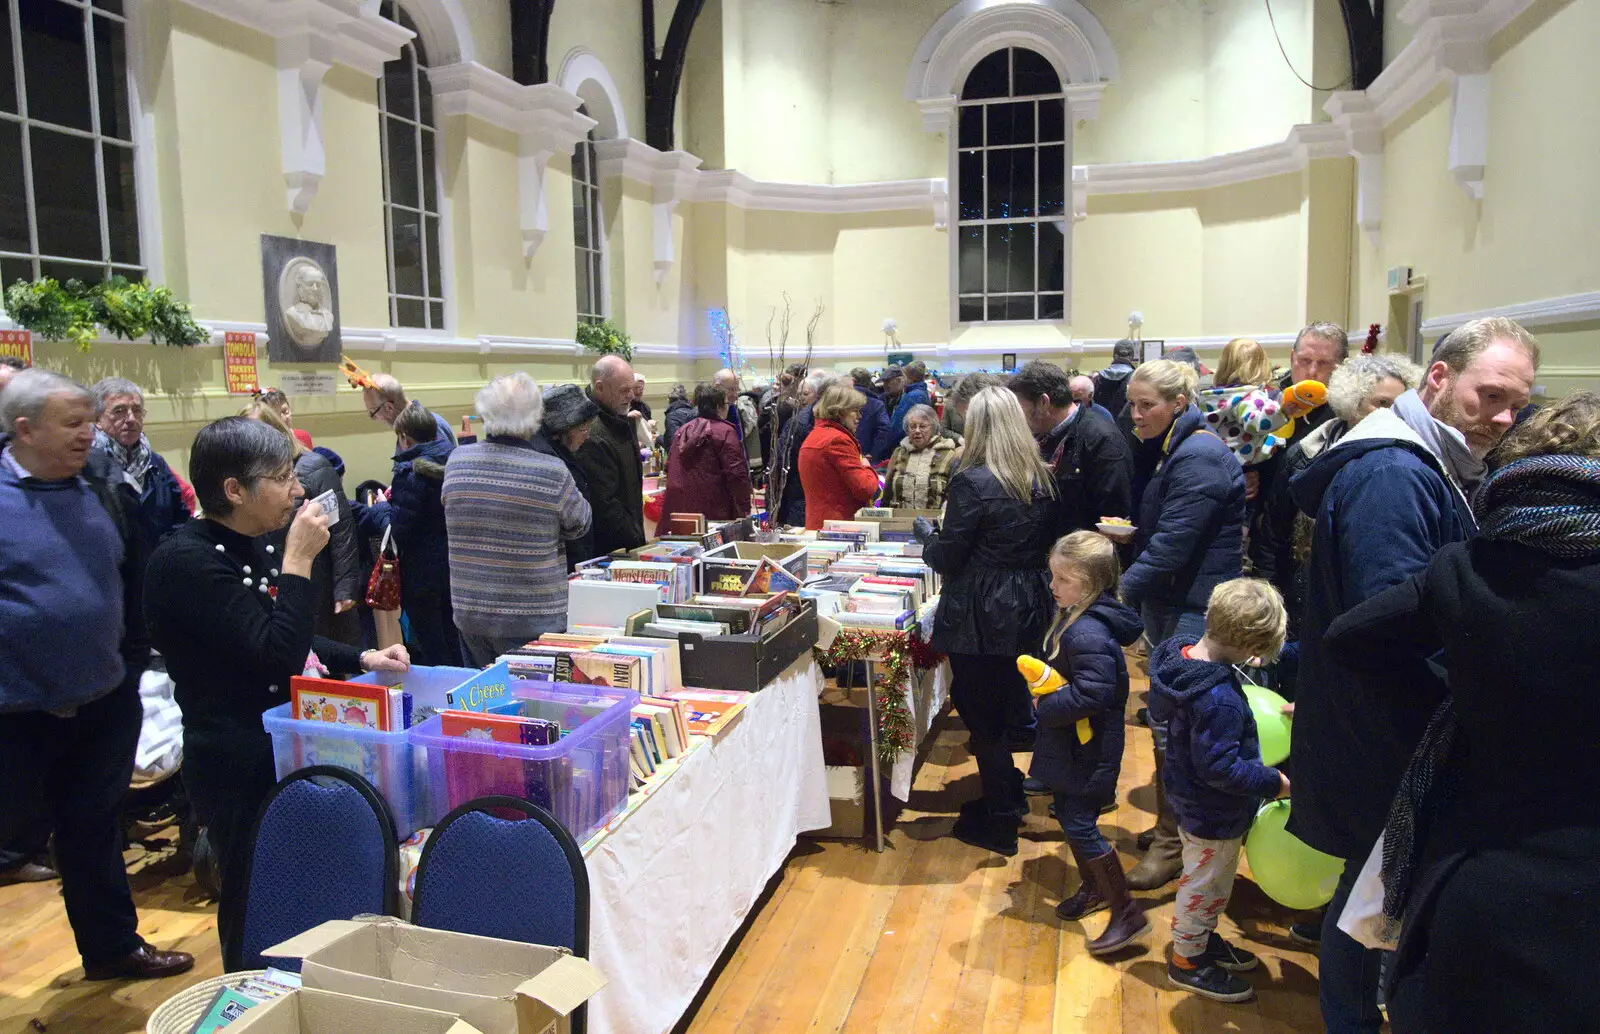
[1325,392,1600,1033]
[914,387,1057,857]
[145,418,407,969]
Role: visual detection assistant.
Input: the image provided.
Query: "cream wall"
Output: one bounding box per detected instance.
[1349,0,1600,392]
[549,0,646,137]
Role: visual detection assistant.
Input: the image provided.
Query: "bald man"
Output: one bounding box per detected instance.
[363,373,456,444]
[1070,374,1117,425]
[574,355,645,557]
[714,367,761,471]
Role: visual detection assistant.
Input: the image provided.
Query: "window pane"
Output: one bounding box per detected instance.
[21,0,93,132]
[575,249,592,316]
[0,121,27,253]
[1038,99,1065,143]
[423,213,440,298]
[1038,293,1065,320]
[103,141,138,264]
[572,176,590,250]
[420,126,437,212]
[32,128,99,260]
[988,296,1034,322]
[417,65,433,125]
[958,106,981,148]
[590,253,604,312]
[395,297,424,328]
[94,0,125,12]
[0,9,15,115]
[986,222,1035,294]
[40,257,107,284]
[958,297,983,323]
[428,301,444,329]
[986,149,1034,219]
[382,50,415,123]
[957,151,981,222]
[1012,49,1060,96]
[0,258,32,291]
[390,208,423,296]
[958,226,983,294]
[1037,219,1066,293]
[92,12,130,142]
[986,102,1033,146]
[960,49,1008,101]
[1039,145,1065,217]
[385,117,418,209]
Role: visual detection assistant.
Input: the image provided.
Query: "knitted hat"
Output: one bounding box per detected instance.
[541,383,600,434]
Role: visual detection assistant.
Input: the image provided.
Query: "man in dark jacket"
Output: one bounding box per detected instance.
[90,377,190,559]
[1289,317,1537,1034]
[1279,321,1345,446]
[1093,340,1139,416]
[0,370,193,981]
[1009,361,1132,540]
[536,382,600,570]
[577,355,646,556]
[659,384,694,452]
[850,368,895,463]
[885,361,932,459]
[356,403,457,665]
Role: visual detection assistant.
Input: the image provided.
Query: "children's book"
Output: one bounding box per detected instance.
[442,661,512,712]
[664,688,750,738]
[290,676,401,732]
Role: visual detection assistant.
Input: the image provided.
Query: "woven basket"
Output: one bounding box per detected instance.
[146,970,268,1034]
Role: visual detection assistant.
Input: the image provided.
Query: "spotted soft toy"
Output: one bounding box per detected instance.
[1195,380,1327,465]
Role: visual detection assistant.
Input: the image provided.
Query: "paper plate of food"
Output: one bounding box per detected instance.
[1096,517,1136,540]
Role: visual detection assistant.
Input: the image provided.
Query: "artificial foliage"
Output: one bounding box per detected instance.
[821,626,946,767]
[575,318,633,361]
[4,276,206,351]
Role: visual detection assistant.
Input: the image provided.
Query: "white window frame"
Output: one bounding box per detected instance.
[571,119,606,326]
[0,0,159,288]
[952,47,1071,327]
[378,0,449,332]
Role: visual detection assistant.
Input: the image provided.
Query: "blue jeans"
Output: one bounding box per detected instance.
[1321,855,1385,1033]
[1054,792,1111,857]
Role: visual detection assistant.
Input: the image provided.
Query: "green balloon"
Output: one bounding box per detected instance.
[1245,799,1343,910]
[1243,682,1292,766]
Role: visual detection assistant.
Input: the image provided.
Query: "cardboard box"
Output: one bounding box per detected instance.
[701,541,808,595]
[676,597,819,692]
[854,507,942,542]
[264,919,607,1034]
[226,988,484,1034]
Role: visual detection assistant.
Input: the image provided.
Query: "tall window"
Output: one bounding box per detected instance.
[571,117,603,325]
[955,48,1067,324]
[0,0,141,289]
[378,0,444,330]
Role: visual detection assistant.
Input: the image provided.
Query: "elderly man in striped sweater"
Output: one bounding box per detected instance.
[444,373,593,666]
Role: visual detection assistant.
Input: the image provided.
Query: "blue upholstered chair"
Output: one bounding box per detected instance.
[234,766,399,971]
[411,795,590,955]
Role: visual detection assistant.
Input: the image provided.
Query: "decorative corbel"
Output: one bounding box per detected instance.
[1325,92,1385,244]
[1447,73,1490,200]
[1071,165,1088,222]
[276,33,335,215]
[594,140,703,282]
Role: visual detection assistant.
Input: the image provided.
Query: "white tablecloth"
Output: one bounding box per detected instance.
[585,656,831,1034]
[888,659,950,802]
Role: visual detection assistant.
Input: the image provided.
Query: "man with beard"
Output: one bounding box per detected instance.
[1288,317,1538,1033]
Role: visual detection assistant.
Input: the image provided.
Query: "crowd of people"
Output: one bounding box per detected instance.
[0,314,1592,1032]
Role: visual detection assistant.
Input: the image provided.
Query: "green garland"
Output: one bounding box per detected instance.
[821,627,922,767]
[4,276,207,352]
[575,318,633,361]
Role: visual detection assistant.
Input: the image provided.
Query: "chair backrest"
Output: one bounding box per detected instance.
[410,796,590,955]
[236,766,399,971]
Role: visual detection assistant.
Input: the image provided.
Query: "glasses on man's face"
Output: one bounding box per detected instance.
[368,402,388,420]
[107,405,145,422]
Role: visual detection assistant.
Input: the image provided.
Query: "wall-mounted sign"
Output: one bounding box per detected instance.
[0,329,32,366]
[224,331,260,395]
[277,371,339,396]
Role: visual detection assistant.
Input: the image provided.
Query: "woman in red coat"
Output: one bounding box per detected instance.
[798,382,880,529]
[658,382,753,521]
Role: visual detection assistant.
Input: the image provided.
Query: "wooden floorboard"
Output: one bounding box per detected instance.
[0,657,1329,1034]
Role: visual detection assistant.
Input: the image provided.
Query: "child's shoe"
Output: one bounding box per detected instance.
[1167,953,1254,1003]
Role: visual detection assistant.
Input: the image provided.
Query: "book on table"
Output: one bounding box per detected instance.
[663,688,750,737]
[437,706,563,812]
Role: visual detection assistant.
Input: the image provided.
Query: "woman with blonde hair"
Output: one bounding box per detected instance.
[797,381,879,529]
[239,400,361,644]
[913,387,1058,855]
[1212,338,1274,389]
[1119,359,1247,890]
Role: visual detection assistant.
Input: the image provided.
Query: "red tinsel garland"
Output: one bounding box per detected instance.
[820,627,935,767]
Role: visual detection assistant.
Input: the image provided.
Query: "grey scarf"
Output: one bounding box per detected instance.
[1390,389,1486,491]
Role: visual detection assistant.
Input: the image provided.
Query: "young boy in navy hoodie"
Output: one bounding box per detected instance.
[1148,577,1290,1003]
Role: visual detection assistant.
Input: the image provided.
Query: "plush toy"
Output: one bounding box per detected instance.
[1195,379,1327,465]
[1018,655,1092,745]
[339,354,377,390]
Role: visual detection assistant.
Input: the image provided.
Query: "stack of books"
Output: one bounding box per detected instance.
[646,591,798,641]
[629,696,692,784]
[290,676,414,733]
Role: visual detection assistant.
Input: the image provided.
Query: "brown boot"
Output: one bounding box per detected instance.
[1056,844,1108,921]
[1082,848,1150,956]
[1127,748,1183,890]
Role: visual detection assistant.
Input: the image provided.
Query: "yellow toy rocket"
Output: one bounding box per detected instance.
[1018,655,1093,745]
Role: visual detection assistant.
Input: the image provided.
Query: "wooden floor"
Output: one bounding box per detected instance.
[0,663,1328,1034]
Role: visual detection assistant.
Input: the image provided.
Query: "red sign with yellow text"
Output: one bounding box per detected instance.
[0,329,32,367]
[224,331,260,395]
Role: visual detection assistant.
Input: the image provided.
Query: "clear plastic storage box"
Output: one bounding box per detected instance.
[408,679,637,845]
[261,666,479,837]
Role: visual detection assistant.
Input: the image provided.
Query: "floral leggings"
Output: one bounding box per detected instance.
[1171,829,1244,959]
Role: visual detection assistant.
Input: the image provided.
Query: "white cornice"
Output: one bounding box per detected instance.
[692,172,950,225]
[594,139,703,281]
[1079,122,1347,195]
[1419,291,1600,334]
[176,0,413,77]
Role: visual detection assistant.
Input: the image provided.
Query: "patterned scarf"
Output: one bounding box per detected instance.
[1381,454,1600,932]
[93,426,153,490]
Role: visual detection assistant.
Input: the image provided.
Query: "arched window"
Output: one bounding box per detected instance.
[378,0,445,330]
[0,0,142,288]
[955,47,1068,324]
[571,114,603,325]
